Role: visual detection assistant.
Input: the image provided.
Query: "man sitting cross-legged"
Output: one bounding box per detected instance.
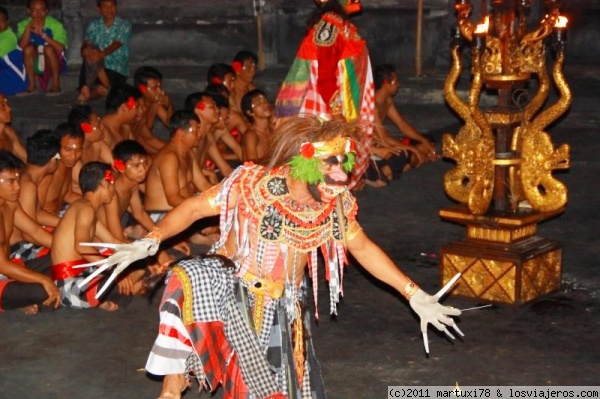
[10,130,60,260]
[0,150,59,315]
[100,140,190,293]
[50,162,124,310]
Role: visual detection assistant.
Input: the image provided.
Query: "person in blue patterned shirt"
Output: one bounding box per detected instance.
[78,0,132,103]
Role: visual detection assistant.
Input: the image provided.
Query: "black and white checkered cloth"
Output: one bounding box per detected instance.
[176,255,281,398]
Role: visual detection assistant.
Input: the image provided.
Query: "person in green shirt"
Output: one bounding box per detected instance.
[0,6,28,96]
[17,0,68,96]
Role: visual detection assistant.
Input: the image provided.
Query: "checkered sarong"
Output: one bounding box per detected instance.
[147,255,326,398]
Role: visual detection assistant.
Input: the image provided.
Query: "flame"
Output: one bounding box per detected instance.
[555,15,568,29]
[475,16,489,34]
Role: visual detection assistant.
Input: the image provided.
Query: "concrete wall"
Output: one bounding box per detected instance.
[4,0,599,69]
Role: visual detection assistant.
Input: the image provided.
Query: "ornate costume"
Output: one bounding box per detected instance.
[89,115,462,398]
[146,163,361,398]
[274,1,374,189]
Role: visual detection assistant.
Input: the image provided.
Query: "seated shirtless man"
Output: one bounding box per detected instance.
[131,96,166,156]
[205,92,243,173]
[68,104,113,165]
[144,110,205,215]
[145,110,218,248]
[50,161,124,310]
[206,63,248,140]
[0,150,59,314]
[230,50,258,114]
[184,92,225,186]
[101,83,141,148]
[370,64,438,184]
[38,122,83,216]
[0,94,27,162]
[134,65,174,131]
[240,89,273,163]
[10,129,60,259]
[101,140,189,292]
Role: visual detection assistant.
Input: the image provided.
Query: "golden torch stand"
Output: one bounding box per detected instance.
[439,206,563,306]
[440,0,571,306]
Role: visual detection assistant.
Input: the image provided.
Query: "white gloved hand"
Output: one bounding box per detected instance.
[76,238,160,298]
[409,289,463,354]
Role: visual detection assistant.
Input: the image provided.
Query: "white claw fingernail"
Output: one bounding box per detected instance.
[452,323,465,337]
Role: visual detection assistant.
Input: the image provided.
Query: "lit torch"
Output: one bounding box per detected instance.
[474,16,489,50]
[554,15,568,44]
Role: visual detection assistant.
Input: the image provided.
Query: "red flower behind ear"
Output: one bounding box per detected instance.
[300,142,315,158]
[211,77,223,84]
[80,122,94,134]
[232,61,242,72]
[113,159,126,172]
[126,97,136,110]
[104,169,115,183]
[196,101,205,110]
[138,84,147,94]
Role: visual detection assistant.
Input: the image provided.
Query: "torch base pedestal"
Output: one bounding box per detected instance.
[439,206,563,307]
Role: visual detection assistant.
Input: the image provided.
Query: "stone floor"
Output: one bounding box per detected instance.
[1,63,599,398]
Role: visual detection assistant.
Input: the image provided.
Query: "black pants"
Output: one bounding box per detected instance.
[1,256,51,311]
[366,152,410,182]
[78,63,127,90]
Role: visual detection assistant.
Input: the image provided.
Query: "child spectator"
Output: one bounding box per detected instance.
[17,0,67,95]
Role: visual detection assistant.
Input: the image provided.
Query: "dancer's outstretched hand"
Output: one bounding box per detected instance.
[409,289,463,354]
[75,238,160,299]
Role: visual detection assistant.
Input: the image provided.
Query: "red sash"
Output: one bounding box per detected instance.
[51,259,87,281]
